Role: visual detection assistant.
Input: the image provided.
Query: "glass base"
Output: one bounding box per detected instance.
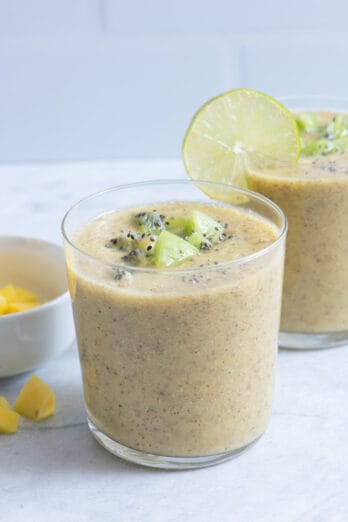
[88,419,261,470]
[279,329,348,350]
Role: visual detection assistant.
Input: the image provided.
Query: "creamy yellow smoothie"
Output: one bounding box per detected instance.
[64,186,286,467]
[247,111,348,339]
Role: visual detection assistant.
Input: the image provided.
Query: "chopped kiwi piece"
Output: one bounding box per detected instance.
[332,135,348,153]
[107,230,157,267]
[326,115,348,140]
[186,210,224,239]
[133,211,166,233]
[166,216,190,236]
[299,113,348,156]
[107,231,156,252]
[152,230,199,267]
[137,234,157,252]
[186,232,212,250]
[297,113,322,134]
[107,232,141,251]
[301,139,336,157]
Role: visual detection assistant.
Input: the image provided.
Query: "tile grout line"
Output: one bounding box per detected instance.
[238,43,248,87]
[98,0,108,33]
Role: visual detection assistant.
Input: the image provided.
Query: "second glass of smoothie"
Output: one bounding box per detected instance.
[248,97,348,349]
[62,180,286,469]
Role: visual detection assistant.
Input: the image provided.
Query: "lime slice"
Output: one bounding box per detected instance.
[182,88,301,192]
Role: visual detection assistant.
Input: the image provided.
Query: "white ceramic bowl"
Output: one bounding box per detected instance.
[0,236,75,377]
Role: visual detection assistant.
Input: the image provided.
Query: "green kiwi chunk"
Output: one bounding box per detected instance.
[107,232,140,251]
[297,113,322,134]
[299,113,348,156]
[106,231,157,267]
[186,210,224,239]
[186,232,212,250]
[133,211,166,233]
[326,115,348,140]
[165,216,190,236]
[332,135,348,153]
[106,232,155,251]
[301,139,336,157]
[152,230,199,267]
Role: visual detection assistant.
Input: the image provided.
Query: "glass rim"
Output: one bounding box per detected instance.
[278,95,348,110]
[61,179,287,274]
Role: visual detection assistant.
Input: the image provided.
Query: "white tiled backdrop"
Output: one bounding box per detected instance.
[1,0,348,163]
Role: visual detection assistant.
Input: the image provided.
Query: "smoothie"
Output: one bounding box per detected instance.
[247,111,348,337]
[65,195,285,463]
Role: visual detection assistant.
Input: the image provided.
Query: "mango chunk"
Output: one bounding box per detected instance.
[0,407,19,433]
[14,374,55,421]
[11,286,38,303]
[0,285,39,315]
[0,397,11,410]
[0,284,17,301]
[7,302,38,313]
[0,295,8,314]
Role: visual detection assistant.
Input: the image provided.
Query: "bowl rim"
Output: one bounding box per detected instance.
[0,234,70,321]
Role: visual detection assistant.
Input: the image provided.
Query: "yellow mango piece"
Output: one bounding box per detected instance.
[0,397,11,410]
[0,406,19,433]
[0,284,17,301]
[12,286,38,303]
[14,374,55,421]
[7,301,38,313]
[0,295,8,314]
[0,285,39,314]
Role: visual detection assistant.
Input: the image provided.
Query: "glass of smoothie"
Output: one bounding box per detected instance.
[62,180,286,469]
[247,97,348,349]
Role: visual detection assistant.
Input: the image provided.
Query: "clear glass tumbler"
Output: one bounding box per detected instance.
[62,180,286,469]
[248,97,348,349]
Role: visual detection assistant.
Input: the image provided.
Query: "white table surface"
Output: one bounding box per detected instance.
[1,160,347,522]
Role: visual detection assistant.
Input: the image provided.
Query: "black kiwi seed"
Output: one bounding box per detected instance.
[200,240,212,251]
[113,268,127,281]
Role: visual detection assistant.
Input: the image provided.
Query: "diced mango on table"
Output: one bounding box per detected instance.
[0,284,39,315]
[0,407,19,433]
[0,397,19,434]
[0,396,11,410]
[14,374,55,421]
